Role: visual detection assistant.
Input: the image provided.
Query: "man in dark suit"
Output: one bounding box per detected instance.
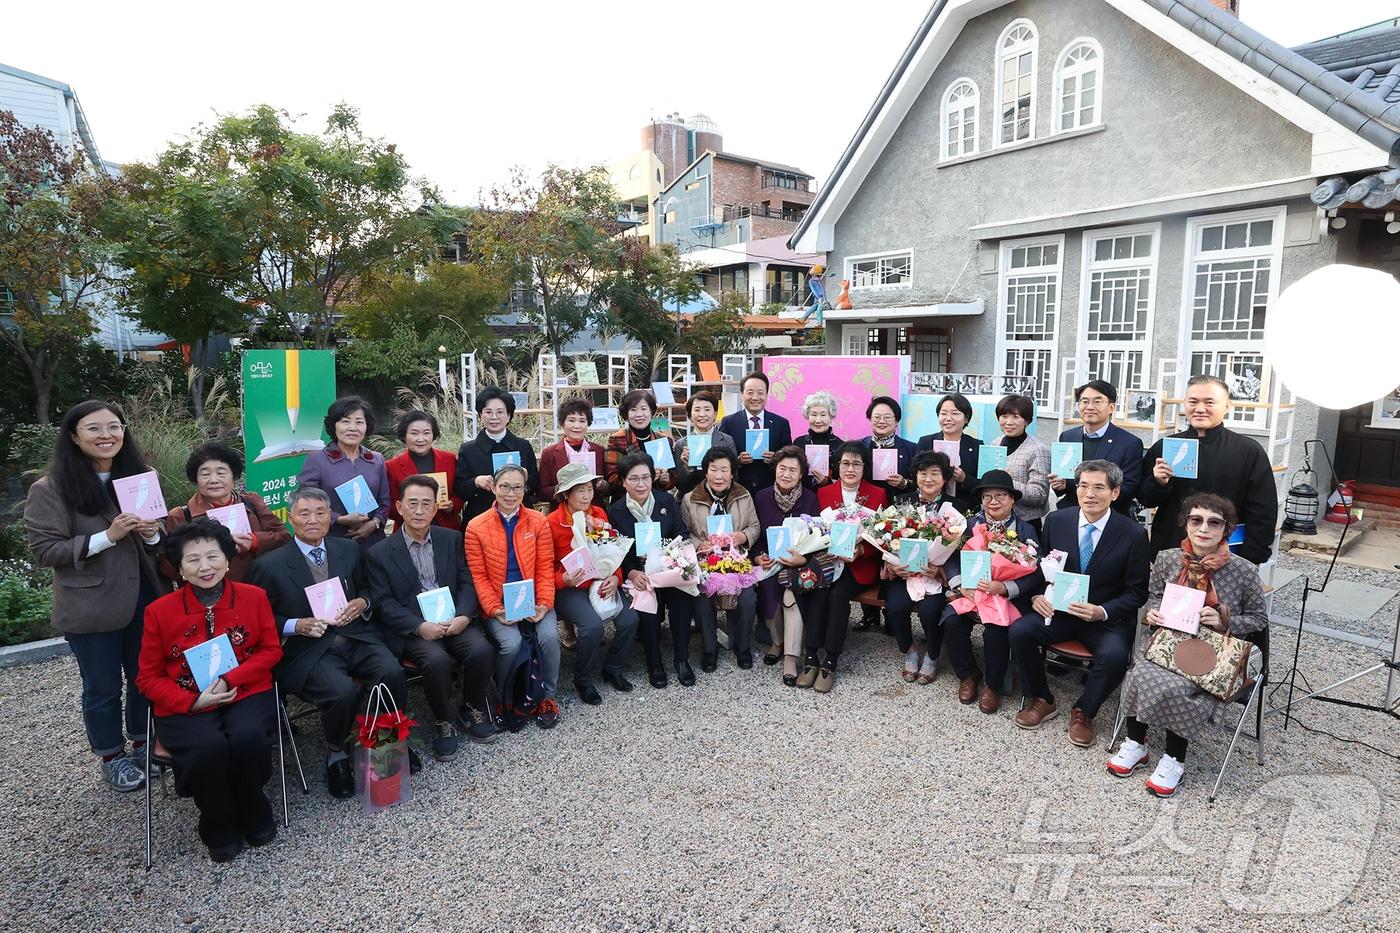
[367,474,496,763]
[719,371,793,494]
[1009,459,1149,748]
[1050,380,1143,513]
[247,486,409,799]
[1138,374,1278,565]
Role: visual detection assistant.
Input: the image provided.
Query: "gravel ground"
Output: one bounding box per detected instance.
[3,598,1399,932]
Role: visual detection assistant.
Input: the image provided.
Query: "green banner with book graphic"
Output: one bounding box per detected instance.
[241,349,337,528]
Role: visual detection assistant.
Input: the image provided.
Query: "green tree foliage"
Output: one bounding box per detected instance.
[681,292,756,361]
[0,110,116,424]
[110,104,460,354]
[599,239,701,349]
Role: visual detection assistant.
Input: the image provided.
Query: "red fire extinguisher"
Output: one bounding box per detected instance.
[1325,480,1357,525]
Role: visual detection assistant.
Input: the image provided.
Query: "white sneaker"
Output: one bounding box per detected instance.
[902,648,921,681]
[1105,739,1149,777]
[1145,754,1185,797]
[101,754,146,793]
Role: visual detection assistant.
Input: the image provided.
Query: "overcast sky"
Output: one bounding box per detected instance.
[8,1,1399,203]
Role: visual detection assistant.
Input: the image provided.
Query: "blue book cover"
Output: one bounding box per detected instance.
[745,429,770,458]
[707,514,733,536]
[977,445,1007,477]
[633,521,661,557]
[1051,442,1083,477]
[960,550,993,590]
[416,586,456,624]
[503,579,535,622]
[334,475,375,514]
[184,633,238,693]
[1052,571,1091,611]
[1162,438,1199,479]
[828,521,859,559]
[766,525,792,560]
[687,434,713,467]
[491,450,522,473]
[644,438,675,470]
[898,538,930,573]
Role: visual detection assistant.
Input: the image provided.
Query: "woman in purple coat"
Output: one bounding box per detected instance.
[296,396,391,552]
[752,446,820,685]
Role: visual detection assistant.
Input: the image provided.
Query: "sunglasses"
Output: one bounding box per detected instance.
[1186,515,1226,530]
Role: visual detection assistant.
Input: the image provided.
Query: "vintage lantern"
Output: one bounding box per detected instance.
[1281,468,1320,535]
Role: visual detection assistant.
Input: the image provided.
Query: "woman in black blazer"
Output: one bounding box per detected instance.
[915,393,984,515]
[607,452,696,689]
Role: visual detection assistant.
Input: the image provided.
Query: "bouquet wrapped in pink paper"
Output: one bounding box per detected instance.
[947,525,1040,627]
[628,536,701,614]
[570,511,633,622]
[700,533,758,609]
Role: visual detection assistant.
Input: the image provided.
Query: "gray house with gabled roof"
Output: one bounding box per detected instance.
[789,0,1400,494]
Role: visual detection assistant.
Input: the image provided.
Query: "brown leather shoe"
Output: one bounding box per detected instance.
[1014,697,1059,730]
[957,672,982,704]
[977,684,1001,714]
[1067,708,1096,747]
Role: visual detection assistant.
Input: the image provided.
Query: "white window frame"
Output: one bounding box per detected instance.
[1076,223,1159,395]
[996,234,1064,414]
[1177,206,1287,430]
[941,79,980,161]
[845,250,913,291]
[995,19,1039,149]
[1053,38,1104,133]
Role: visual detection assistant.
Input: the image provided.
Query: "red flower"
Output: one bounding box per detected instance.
[354,710,419,749]
[707,553,721,566]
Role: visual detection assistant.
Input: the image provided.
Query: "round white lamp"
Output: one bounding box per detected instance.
[1264,264,1400,410]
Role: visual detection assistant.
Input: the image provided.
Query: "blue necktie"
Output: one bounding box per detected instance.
[310,546,325,568]
[1079,525,1095,571]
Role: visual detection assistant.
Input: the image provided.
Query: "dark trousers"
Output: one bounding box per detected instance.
[695,588,757,658]
[156,690,275,849]
[556,587,639,685]
[66,601,151,756]
[299,636,407,750]
[638,590,695,670]
[943,612,1011,692]
[1126,716,1189,761]
[1009,613,1132,717]
[884,580,946,655]
[803,572,860,663]
[400,625,494,723]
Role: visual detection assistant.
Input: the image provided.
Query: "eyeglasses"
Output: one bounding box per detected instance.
[982,491,1011,501]
[495,483,525,494]
[1186,515,1226,530]
[1077,398,1108,407]
[839,460,864,469]
[625,474,651,485]
[79,423,125,436]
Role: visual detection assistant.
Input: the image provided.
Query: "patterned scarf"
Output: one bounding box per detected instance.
[1176,536,1230,612]
[772,483,802,514]
[626,492,655,524]
[872,434,896,449]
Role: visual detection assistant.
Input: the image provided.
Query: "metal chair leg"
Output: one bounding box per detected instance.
[275,686,290,829]
[143,707,154,870]
[1210,678,1262,803]
[278,686,308,794]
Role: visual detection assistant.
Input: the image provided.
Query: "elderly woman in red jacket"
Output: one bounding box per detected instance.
[136,519,283,863]
[801,441,887,693]
[384,410,465,531]
[545,462,639,705]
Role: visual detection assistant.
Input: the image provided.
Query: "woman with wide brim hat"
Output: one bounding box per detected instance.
[545,462,639,705]
[940,468,1042,715]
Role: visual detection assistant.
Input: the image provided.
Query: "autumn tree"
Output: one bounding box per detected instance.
[0,110,119,424]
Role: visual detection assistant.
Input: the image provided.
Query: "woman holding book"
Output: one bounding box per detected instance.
[914,393,983,514]
[753,445,820,684]
[793,390,843,489]
[886,450,955,685]
[24,400,170,793]
[673,391,736,495]
[603,388,678,500]
[384,410,465,530]
[1109,493,1268,798]
[538,398,609,503]
[992,394,1051,536]
[166,442,289,582]
[297,396,390,551]
[137,519,283,862]
[607,452,696,688]
[545,462,639,705]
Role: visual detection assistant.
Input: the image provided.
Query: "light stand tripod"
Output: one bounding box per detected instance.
[1269,440,1400,726]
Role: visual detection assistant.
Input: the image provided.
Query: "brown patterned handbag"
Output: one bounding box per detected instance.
[1144,625,1251,701]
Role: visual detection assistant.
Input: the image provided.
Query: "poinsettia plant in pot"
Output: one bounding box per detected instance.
[353,698,417,810]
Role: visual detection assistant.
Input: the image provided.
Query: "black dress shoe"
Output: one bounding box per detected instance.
[208,838,244,863]
[244,820,277,848]
[326,758,354,799]
[648,668,668,689]
[736,652,753,670]
[602,670,634,693]
[676,662,696,686]
[701,653,718,673]
[408,747,422,775]
[782,673,798,687]
[763,649,781,666]
[577,681,603,705]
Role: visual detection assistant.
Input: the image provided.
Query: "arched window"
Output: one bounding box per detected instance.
[996,19,1038,146]
[941,79,980,160]
[1054,39,1103,132]
[629,164,642,180]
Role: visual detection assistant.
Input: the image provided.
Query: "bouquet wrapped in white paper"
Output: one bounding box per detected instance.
[1037,549,1069,624]
[571,511,633,621]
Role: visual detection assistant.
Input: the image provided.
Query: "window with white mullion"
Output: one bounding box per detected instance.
[1183,210,1284,427]
[1081,228,1155,391]
[996,21,1038,146]
[942,79,979,160]
[998,237,1062,409]
[1055,40,1102,132]
[848,252,912,289]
